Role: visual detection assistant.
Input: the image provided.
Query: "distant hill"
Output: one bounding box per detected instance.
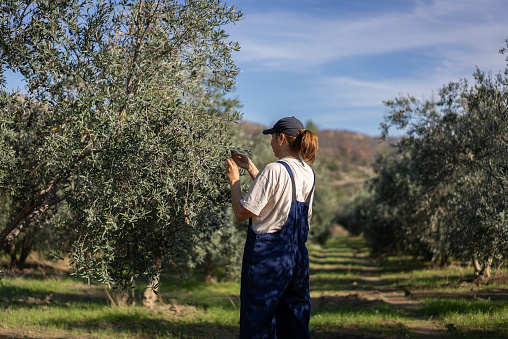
[317,129,397,164]
[237,121,266,136]
[238,121,397,165]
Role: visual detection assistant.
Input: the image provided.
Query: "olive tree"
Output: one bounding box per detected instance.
[0,0,243,288]
[380,64,508,277]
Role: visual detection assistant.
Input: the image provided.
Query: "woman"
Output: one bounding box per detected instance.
[225,116,318,339]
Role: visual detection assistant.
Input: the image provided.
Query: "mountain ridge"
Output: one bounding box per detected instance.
[238,121,396,165]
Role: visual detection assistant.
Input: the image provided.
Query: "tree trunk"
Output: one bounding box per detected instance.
[473,254,493,282]
[17,234,35,269]
[479,256,493,279]
[203,254,217,285]
[143,272,160,309]
[473,254,482,276]
[105,288,134,307]
[439,255,450,267]
[5,242,18,270]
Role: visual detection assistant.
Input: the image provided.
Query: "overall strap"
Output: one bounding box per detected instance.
[277,161,297,201]
[305,169,316,204]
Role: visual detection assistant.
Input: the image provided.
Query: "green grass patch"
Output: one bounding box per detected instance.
[381,265,508,292]
[416,297,508,337]
[0,276,104,304]
[311,273,374,292]
[310,303,410,337]
[381,270,473,290]
[1,272,240,338]
[1,303,237,338]
[155,273,241,309]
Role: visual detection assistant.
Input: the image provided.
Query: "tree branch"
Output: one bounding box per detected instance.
[0,146,100,251]
[0,176,61,251]
[0,191,65,251]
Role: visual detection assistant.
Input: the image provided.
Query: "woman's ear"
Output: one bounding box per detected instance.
[277,133,286,146]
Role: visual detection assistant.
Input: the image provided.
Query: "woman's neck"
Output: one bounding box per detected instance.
[277,148,299,160]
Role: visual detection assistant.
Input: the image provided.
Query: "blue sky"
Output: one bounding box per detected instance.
[3,0,508,136]
[226,0,508,135]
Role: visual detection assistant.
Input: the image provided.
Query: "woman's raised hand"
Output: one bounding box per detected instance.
[231,152,259,180]
[231,152,251,170]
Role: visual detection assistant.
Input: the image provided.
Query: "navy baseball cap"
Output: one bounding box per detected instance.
[262,116,304,137]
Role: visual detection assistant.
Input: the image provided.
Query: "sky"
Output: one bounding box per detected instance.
[3,0,508,136]
[225,0,508,136]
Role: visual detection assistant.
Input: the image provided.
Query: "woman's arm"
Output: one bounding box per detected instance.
[225,159,255,221]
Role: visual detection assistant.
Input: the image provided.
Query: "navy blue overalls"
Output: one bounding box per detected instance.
[240,161,315,339]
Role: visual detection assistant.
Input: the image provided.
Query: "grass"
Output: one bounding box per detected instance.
[417,297,508,337]
[1,234,508,338]
[0,269,241,338]
[0,276,95,299]
[1,294,238,338]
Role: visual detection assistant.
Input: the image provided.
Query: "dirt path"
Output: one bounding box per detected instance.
[310,242,449,338]
[360,271,446,338]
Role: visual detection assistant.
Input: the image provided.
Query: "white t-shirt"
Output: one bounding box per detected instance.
[240,157,315,234]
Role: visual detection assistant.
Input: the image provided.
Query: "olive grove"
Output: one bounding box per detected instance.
[0,0,243,288]
[341,41,508,279]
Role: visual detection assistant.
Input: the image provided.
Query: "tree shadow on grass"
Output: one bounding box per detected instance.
[309,255,372,266]
[380,274,470,288]
[310,249,428,277]
[381,271,508,291]
[1,260,71,279]
[309,251,380,277]
[376,259,427,274]
[0,286,108,307]
[311,275,377,292]
[310,266,382,277]
[416,296,508,316]
[412,288,508,301]
[413,297,508,338]
[310,294,411,338]
[39,311,239,338]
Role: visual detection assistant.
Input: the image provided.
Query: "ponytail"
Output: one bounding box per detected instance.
[281,129,319,164]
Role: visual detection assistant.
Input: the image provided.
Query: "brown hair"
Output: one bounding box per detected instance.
[276,129,319,164]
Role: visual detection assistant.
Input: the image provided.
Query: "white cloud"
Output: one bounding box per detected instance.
[229,0,508,73]
[313,76,452,117]
[313,77,397,108]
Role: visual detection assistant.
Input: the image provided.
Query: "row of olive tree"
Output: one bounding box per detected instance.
[339,40,508,279]
[0,0,243,289]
